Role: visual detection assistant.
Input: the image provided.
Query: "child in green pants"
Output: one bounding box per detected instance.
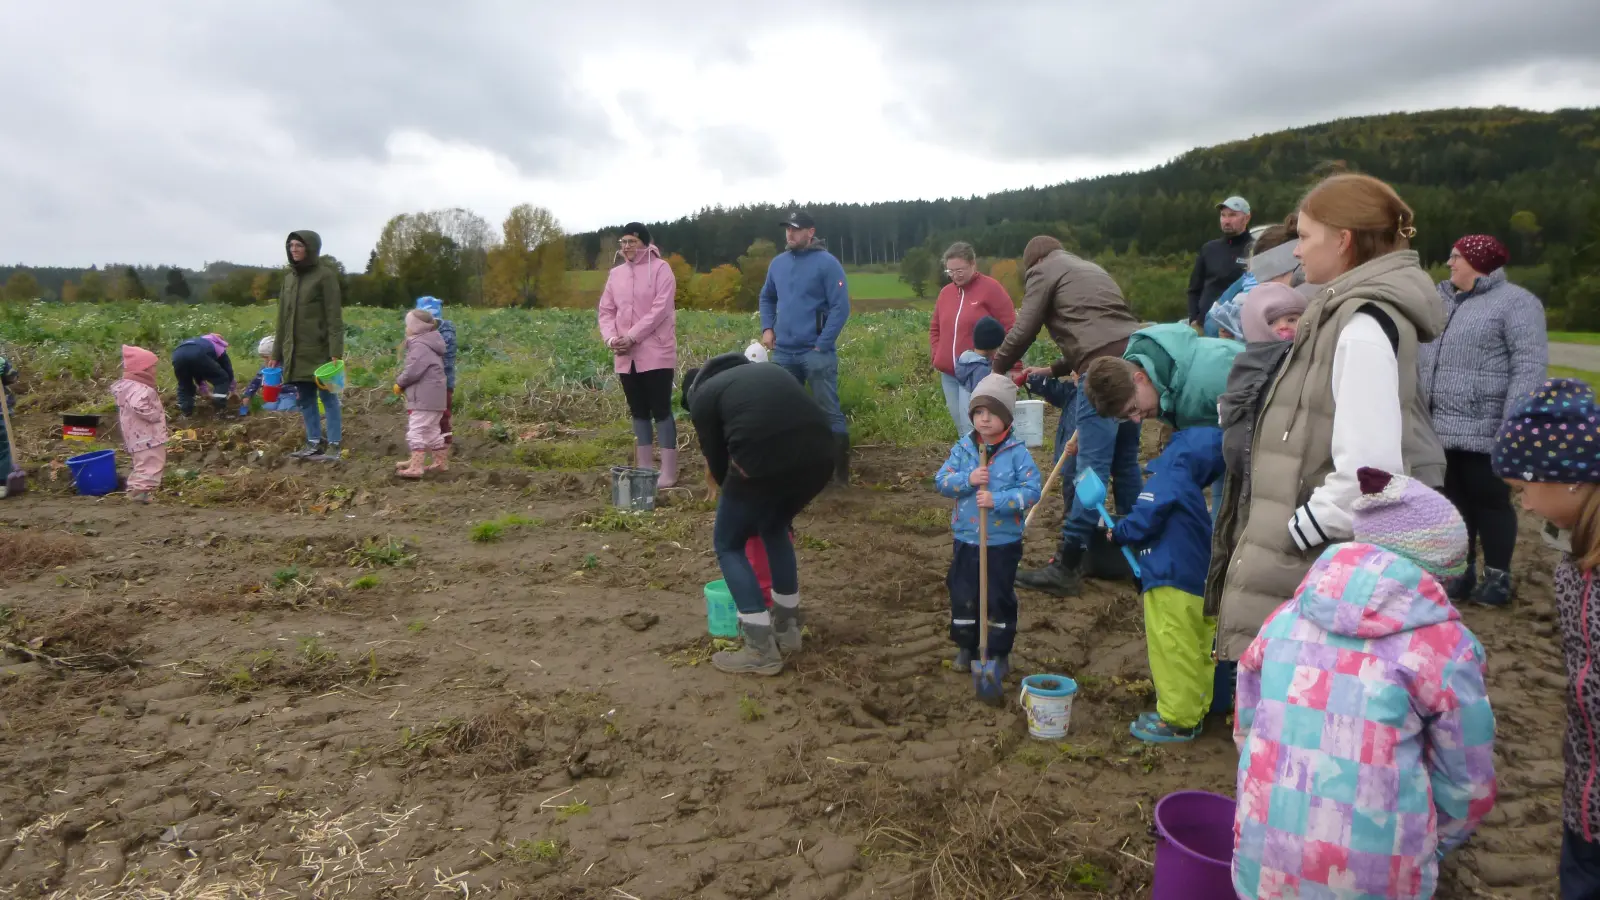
[1107,426,1226,742]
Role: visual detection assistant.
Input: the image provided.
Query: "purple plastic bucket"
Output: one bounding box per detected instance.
[1152,791,1236,900]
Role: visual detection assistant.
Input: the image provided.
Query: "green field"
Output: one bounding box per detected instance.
[1550,332,1600,346]
[0,301,1060,447]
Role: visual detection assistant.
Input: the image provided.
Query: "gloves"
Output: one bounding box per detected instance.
[392,384,403,397]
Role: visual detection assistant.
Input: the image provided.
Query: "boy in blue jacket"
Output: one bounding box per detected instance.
[1106,426,1226,743]
[415,296,457,446]
[935,374,1044,676]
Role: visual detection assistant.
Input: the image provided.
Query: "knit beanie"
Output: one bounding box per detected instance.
[415,295,444,318]
[621,222,652,246]
[257,335,275,359]
[1352,467,1468,578]
[968,373,1017,427]
[405,308,437,336]
[1240,282,1308,343]
[1493,378,1600,483]
[1453,234,1509,275]
[121,345,158,389]
[972,316,1006,351]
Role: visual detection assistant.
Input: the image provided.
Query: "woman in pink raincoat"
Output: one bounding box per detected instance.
[597,222,679,486]
[111,345,168,503]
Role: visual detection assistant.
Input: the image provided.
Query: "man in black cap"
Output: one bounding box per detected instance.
[759,211,852,483]
[1188,196,1254,333]
[681,352,834,676]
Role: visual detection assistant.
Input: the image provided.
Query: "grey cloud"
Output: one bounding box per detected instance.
[696,126,783,181]
[846,0,1600,161]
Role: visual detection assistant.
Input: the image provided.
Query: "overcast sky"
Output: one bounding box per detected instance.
[4,0,1598,269]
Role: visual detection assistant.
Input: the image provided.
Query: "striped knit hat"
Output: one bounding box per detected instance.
[1353,467,1468,578]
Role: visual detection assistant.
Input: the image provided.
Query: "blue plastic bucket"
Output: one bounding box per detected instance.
[704,580,740,638]
[66,450,118,496]
[260,366,283,387]
[1018,674,1078,739]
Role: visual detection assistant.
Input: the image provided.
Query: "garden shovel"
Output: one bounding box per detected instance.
[1073,468,1139,578]
[0,397,24,497]
[973,445,1005,706]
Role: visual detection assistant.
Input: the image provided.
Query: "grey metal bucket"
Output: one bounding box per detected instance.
[610,465,659,511]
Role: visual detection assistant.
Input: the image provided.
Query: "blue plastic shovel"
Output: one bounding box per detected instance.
[1073,469,1141,579]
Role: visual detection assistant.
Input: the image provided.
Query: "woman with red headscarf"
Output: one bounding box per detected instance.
[1418,234,1548,607]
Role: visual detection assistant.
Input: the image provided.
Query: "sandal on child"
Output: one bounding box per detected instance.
[1130,716,1199,744]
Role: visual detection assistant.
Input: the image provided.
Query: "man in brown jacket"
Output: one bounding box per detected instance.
[991,236,1143,596]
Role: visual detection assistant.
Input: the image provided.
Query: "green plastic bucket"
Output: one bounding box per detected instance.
[314,360,346,394]
[704,580,739,638]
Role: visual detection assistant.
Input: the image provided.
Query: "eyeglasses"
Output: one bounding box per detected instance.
[619,238,643,247]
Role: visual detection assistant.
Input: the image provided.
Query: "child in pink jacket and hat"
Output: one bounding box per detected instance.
[111,345,168,503]
[394,309,449,478]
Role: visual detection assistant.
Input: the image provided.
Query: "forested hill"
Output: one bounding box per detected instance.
[573,107,1600,270]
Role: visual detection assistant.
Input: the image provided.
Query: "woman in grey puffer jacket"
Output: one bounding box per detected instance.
[1418,234,1547,607]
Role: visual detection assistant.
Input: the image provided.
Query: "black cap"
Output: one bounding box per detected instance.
[780,210,815,229]
[621,221,651,245]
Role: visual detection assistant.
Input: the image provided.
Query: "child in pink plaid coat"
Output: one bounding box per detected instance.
[110,345,168,503]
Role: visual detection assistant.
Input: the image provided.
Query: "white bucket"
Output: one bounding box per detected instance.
[1014,399,1045,448]
[1019,674,1078,740]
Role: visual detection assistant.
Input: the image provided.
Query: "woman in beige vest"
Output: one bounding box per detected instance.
[1214,174,1447,664]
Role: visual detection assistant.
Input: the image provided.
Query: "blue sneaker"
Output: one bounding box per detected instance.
[1130,716,1199,744]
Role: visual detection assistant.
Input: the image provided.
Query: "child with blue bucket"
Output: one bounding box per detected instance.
[110,346,168,503]
[1233,467,1497,900]
[1103,426,1225,743]
[239,337,300,414]
[934,374,1043,677]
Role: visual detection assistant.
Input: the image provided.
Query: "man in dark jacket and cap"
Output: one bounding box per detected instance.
[682,352,834,676]
[273,230,344,462]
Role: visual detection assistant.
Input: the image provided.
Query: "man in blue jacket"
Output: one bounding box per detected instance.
[760,211,852,483]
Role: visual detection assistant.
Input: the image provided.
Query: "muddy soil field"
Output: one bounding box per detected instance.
[0,406,1571,899]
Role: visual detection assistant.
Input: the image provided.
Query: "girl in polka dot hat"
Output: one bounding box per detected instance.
[1491,377,1600,893]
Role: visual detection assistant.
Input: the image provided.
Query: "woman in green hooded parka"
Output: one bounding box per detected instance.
[273,230,345,461]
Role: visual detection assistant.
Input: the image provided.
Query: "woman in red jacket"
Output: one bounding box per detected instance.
[929,242,1016,435]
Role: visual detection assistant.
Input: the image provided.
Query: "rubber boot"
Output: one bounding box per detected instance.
[833,433,851,486]
[314,442,342,463]
[1468,567,1513,607]
[426,447,450,472]
[952,648,973,672]
[657,448,679,488]
[290,440,325,460]
[772,604,803,653]
[1016,540,1085,597]
[396,450,426,479]
[1445,567,1477,603]
[634,444,654,471]
[712,622,784,676]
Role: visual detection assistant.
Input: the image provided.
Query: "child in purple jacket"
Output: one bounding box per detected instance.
[394,309,448,479]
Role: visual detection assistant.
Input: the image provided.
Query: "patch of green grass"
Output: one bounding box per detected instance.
[470,522,504,543]
[1012,743,1059,771]
[221,666,258,695]
[581,553,599,570]
[271,566,303,590]
[514,439,616,470]
[406,619,428,635]
[1068,861,1109,891]
[738,694,766,723]
[348,574,381,591]
[1551,332,1600,345]
[795,532,834,551]
[555,800,590,820]
[505,838,562,864]
[348,536,417,568]
[578,508,690,542]
[846,271,917,300]
[471,513,545,542]
[1550,365,1600,383]
[297,636,336,666]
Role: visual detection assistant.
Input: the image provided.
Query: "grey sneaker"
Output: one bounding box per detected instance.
[712,623,784,676]
[289,441,325,459]
[952,648,973,672]
[772,605,803,653]
[312,442,343,463]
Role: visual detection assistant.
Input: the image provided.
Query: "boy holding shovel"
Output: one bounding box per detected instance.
[935,374,1043,679]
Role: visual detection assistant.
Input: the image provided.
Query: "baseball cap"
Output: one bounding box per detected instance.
[780,210,816,229]
[1216,196,1251,214]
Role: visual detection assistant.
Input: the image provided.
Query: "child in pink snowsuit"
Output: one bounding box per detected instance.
[394,308,449,478]
[111,345,167,503]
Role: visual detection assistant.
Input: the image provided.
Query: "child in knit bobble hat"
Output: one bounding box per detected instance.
[111,345,169,503]
[1233,466,1497,900]
[1491,378,1600,895]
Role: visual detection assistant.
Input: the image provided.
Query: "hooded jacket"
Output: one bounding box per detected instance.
[688,353,834,495]
[111,346,167,452]
[1217,251,1448,661]
[397,331,448,412]
[1122,323,1244,429]
[934,429,1043,546]
[172,336,237,394]
[992,249,1139,378]
[1418,268,1548,455]
[597,244,677,374]
[1233,541,1497,900]
[929,273,1016,375]
[758,240,850,354]
[1111,427,1225,596]
[274,230,344,383]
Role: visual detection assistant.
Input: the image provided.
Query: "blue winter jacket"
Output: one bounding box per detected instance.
[954,349,992,394]
[935,430,1043,546]
[1026,372,1076,465]
[438,318,458,391]
[1110,427,1225,596]
[759,242,851,354]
